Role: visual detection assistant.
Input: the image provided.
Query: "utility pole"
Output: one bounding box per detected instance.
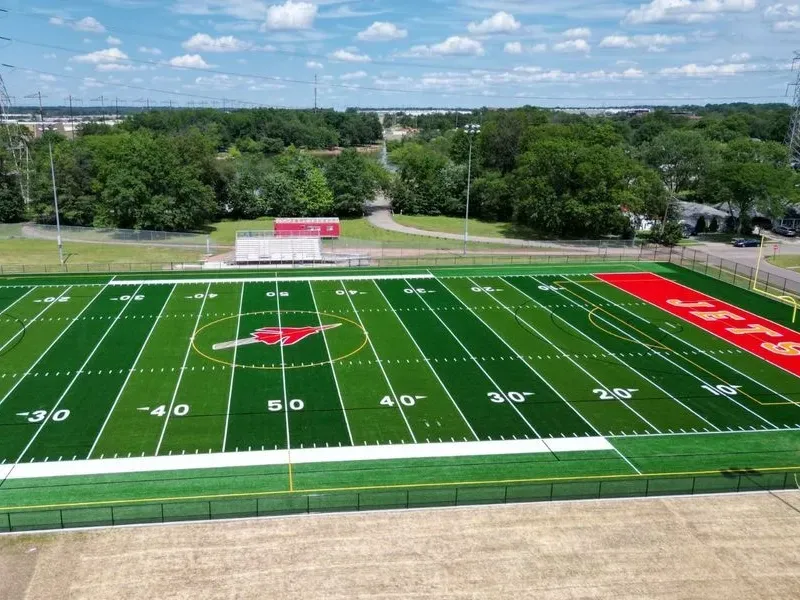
[787,51,800,168]
[314,74,318,112]
[92,95,105,124]
[66,94,77,140]
[48,142,64,266]
[23,91,46,137]
[115,96,120,121]
[463,123,481,255]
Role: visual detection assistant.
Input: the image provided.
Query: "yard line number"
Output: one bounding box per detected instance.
[471,286,503,293]
[34,296,70,304]
[186,293,218,300]
[593,388,639,400]
[112,295,145,302]
[538,285,564,292]
[404,288,433,294]
[380,395,425,407]
[17,409,70,423]
[266,291,289,298]
[268,399,304,411]
[701,384,741,396]
[488,391,533,404]
[139,404,190,417]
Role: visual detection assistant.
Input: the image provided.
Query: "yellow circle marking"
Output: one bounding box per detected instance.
[192,310,367,370]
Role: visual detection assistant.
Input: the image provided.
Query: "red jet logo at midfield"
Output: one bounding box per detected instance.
[212,324,341,350]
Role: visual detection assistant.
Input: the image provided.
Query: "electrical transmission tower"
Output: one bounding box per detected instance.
[787,51,800,169]
[0,72,31,203]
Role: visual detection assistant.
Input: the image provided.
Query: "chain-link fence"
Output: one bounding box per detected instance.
[1,469,796,533]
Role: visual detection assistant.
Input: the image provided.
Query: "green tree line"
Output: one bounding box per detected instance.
[388,105,798,238]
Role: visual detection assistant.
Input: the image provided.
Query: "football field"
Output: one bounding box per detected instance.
[0,262,799,523]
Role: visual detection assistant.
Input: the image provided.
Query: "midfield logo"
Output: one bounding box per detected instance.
[212,324,341,350]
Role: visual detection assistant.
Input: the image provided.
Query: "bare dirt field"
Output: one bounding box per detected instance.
[1,492,799,600]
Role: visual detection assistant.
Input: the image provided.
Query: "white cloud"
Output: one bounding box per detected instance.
[183,33,251,52]
[139,46,163,55]
[467,11,521,34]
[96,63,146,72]
[406,36,485,57]
[774,19,800,29]
[329,48,371,62]
[553,39,591,53]
[530,43,547,53]
[504,41,546,54]
[357,21,408,41]
[624,0,757,25]
[766,5,800,29]
[659,61,752,76]
[730,51,750,61]
[168,54,211,68]
[106,36,122,46]
[504,41,523,54]
[599,33,686,51]
[341,70,368,80]
[49,15,106,33]
[72,48,129,64]
[306,60,324,69]
[563,27,591,38]
[265,1,317,30]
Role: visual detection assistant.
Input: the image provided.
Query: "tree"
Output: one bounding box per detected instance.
[639,129,713,195]
[695,215,707,234]
[708,216,719,233]
[325,149,378,216]
[0,148,25,223]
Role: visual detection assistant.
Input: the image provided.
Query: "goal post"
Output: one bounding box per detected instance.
[752,234,798,323]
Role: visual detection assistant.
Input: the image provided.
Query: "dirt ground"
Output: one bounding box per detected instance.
[1,492,799,600]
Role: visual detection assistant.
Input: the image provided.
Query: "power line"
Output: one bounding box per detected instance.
[0,39,793,105]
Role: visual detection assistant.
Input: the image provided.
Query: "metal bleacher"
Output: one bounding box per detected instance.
[234,231,323,264]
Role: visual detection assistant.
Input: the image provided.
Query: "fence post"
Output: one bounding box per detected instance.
[454,488,459,506]
[733,263,739,285]
[503,486,508,503]
[597,481,603,498]
[60,509,64,529]
[161,503,165,523]
[357,493,360,511]
[6,512,10,532]
[111,506,115,526]
[690,477,697,495]
[644,478,650,497]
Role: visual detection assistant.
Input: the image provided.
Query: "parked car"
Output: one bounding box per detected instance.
[774,225,797,237]
[732,238,761,248]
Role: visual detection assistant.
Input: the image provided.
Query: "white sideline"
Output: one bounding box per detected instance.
[0,437,613,481]
[108,273,435,286]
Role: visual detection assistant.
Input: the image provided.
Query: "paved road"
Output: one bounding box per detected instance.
[697,241,800,288]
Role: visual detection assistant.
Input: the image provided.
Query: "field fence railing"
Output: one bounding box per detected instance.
[667,246,800,300]
[0,244,664,276]
[1,469,796,533]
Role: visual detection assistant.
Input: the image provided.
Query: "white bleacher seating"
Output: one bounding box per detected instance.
[235,235,323,263]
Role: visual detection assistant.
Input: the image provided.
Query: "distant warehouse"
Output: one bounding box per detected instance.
[274,217,340,239]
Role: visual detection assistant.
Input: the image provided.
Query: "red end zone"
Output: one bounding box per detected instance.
[594,272,800,379]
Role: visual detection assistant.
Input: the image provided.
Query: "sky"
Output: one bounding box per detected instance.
[0,0,798,109]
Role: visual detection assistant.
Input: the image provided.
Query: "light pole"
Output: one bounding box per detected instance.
[463,123,481,255]
[48,142,64,266]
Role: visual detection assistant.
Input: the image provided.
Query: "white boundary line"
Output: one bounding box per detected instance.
[0,286,72,356]
[511,275,722,433]
[370,281,479,441]
[0,437,614,480]
[535,275,779,430]
[309,281,354,446]
[401,278,543,439]
[342,281,417,443]
[222,282,246,452]
[10,285,145,465]
[0,283,113,411]
[275,280,292,452]
[109,274,435,286]
[573,279,800,409]
[87,284,178,459]
[154,283,212,456]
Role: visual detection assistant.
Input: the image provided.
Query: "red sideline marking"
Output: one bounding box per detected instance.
[594,272,800,379]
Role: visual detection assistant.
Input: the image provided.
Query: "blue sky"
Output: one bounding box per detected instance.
[1,0,797,108]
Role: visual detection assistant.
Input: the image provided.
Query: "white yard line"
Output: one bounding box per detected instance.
[535,275,779,430]
[0,287,36,317]
[572,279,800,410]
[402,279,543,439]
[10,285,145,466]
[0,437,615,481]
[507,276,721,433]
[0,283,112,411]
[482,277,663,434]
[371,281,479,441]
[87,284,178,459]
[222,282,246,452]
[344,281,417,443]
[310,281,354,446]
[154,283,212,456]
[274,281,293,452]
[109,274,435,286]
[0,286,72,356]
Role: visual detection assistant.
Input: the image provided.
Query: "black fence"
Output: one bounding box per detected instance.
[2,470,797,533]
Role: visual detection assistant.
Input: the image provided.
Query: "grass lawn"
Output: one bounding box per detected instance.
[393,215,537,240]
[767,254,800,270]
[0,239,203,267]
